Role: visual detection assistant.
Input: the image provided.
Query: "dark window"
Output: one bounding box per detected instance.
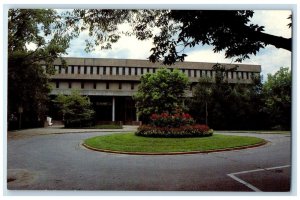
[119,82,122,89]
[84,66,87,74]
[182,69,185,73]
[106,82,109,89]
[129,68,132,75]
[141,68,143,75]
[103,67,106,75]
[200,70,202,77]
[90,67,93,74]
[59,66,62,74]
[68,82,72,89]
[116,67,119,75]
[97,67,100,75]
[78,66,81,74]
[109,67,113,75]
[71,66,74,74]
[194,70,197,77]
[147,68,150,73]
[135,68,138,75]
[93,82,97,89]
[122,67,125,75]
[131,82,134,90]
[81,82,84,89]
[153,68,156,73]
[65,66,68,74]
[231,71,234,79]
[56,82,59,88]
[205,70,208,77]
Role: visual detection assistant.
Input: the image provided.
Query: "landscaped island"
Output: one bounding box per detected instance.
[83,133,266,154]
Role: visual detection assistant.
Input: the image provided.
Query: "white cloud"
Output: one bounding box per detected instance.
[25,42,37,51]
[185,46,236,64]
[91,36,154,60]
[246,46,291,80]
[251,10,292,38]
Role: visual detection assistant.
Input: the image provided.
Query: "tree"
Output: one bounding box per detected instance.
[54,91,95,128]
[133,68,189,123]
[8,9,74,129]
[68,10,292,65]
[187,64,264,130]
[262,67,291,130]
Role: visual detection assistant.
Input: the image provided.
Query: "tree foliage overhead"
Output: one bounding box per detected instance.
[68,9,292,65]
[8,9,75,128]
[134,68,189,122]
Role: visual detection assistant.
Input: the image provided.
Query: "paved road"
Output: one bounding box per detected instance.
[6,131,291,192]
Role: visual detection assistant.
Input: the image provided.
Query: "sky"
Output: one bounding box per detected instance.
[64,10,292,81]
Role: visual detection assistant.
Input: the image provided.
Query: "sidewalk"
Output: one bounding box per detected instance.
[7,125,138,140]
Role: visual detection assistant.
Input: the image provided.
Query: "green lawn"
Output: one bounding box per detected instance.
[84,133,265,153]
[216,130,290,134]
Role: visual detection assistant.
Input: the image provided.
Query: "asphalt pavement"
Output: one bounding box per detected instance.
[6,128,291,193]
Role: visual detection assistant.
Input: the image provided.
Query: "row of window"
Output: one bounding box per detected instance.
[55,82,135,90]
[54,65,257,80]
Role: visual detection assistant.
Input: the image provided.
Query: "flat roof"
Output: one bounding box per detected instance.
[52,57,261,72]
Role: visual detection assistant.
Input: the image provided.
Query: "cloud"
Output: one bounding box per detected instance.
[251,10,292,38]
[185,46,236,64]
[25,42,37,51]
[246,46,291,80]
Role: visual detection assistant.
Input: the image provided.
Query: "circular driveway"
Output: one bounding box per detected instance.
[7,131,291,192]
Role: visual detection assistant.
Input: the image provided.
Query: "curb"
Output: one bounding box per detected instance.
[82,140,268,155]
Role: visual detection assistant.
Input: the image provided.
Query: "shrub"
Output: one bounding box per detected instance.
[54,90,95,128]
[135,124,213,138]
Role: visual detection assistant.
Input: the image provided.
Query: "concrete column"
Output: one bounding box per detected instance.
[112,96,115,122]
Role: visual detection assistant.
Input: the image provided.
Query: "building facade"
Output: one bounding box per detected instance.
[48,57,261,124]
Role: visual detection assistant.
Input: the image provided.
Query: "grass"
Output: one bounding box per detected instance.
[216,130,290,134]
[84,133,265,153]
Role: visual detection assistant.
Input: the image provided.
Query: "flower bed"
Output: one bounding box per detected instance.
[136,113,213,138]
[135,124,213,137]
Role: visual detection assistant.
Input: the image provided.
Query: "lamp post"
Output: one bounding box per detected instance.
[18,106,23,129]
[205,101,208,126]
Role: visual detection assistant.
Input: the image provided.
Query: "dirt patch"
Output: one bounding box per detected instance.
[7,169,38,189]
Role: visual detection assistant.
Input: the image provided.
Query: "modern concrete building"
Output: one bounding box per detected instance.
[48,57,261,124]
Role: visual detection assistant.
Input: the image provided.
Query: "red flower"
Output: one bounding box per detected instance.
[150,114,159,120]
[174,113,180,118]
[161,113,169,118]
[182,113,191,119]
